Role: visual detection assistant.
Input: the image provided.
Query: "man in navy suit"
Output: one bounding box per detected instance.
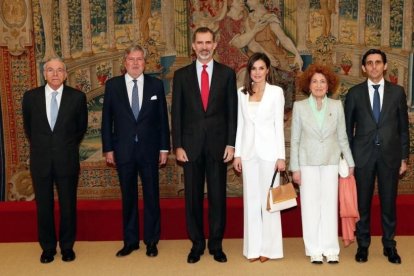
[22,57,88,263]
[172,27,238,263]
[345,49,410,264]
[101,45,170,258]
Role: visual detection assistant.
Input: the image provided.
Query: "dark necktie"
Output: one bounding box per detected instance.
[50,91,58,130]
[201,65,209,111]
[131,79,140,120]
[372,84,380,123]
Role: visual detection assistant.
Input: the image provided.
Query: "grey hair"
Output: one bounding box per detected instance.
[123,45,147,61]
[43,57,67,71]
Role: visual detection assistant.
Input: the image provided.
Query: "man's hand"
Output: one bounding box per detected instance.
[175,148,189,162]
[159,152,168,167]
[399,160,407,175]
[223,146,235,163]
[104,151,116,166]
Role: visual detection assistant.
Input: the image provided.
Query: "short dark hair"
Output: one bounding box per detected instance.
[362,49,387,66]
[242,52,273,95]
[192,27,215,42]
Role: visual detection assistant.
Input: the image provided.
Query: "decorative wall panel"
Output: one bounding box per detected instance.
[339,0,358,44]
[365,0,381,46]
[390,0,404,48]
[0,0,413,200]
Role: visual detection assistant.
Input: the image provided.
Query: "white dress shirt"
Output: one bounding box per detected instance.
[125,73,144,108]
[45,84,63,127]
[367,78,384,110]
[196,59,213,91]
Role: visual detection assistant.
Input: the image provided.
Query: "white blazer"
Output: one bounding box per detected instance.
[289,97,355,172]
[235,83,285,161]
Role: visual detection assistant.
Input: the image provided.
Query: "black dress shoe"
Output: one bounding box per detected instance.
[187,250,202,264]
[383,247,401,264]
[146,243,158,257]
[209,249,227,263]
[116,244,139,257]
[61,249,76,262]
[40,249,57,264]
[355,247,368,263]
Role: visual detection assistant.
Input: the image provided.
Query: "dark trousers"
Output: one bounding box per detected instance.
[355,146,399,248]
[32,172,78,251]
[183,148,227,253]
[117,143,161,246]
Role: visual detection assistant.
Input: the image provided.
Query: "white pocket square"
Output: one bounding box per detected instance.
[150,95,157,100]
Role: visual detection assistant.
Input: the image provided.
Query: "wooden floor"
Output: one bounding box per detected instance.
[1,237,413,276]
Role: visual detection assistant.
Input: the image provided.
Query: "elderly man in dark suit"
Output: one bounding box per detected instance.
[22,57,88,263]
[345,49,410,264]
[101,45,170,258]
[172,27,238,264]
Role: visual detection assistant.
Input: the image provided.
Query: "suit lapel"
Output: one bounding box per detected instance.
[54,86,73,130]
[362,81,377,123]
[208,61,225,112]
[379,81,392,124]
[137,75,151,120]
[36,86,51,131]
[119,75,136,121]
[189,62,204,111]
[321,99,336,137]
[302,100,322,135]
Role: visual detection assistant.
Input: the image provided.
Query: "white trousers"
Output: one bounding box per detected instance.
[242,157,283,259]
[300,165,339,257]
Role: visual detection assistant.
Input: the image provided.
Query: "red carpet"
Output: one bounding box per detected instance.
[1,195,413,242]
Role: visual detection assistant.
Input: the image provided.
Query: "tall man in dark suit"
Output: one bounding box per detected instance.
[22,57,88,263]
[172,27,238,264]
[345,49,409,264]
[101,45,170,258]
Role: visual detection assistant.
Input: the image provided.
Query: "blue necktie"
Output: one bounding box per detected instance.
[131,79,140,120]
[372,84,380,123]
[50,91,58,130]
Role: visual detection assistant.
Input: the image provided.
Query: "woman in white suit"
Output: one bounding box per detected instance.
[233,53,286,263]
[290,64,355,264]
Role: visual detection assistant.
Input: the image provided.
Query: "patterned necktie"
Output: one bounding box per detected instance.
[50,91,58,130]
[201,64,209,111]
[372,84,380,123]
[131,79,140,119]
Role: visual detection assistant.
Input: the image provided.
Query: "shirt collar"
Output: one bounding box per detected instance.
[45,84,64,94]
[309,93,327,105]
[125,73,144,83]
[196,59,214,70]
[367,78,384,88]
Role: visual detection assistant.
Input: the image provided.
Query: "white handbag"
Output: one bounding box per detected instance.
[339,155,349,178]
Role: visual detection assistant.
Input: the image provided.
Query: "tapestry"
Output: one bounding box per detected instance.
[1,0,414,201]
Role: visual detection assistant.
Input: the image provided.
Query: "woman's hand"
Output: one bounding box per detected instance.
[276,159,286,171]
[292,171,301,185]
[233,157,242,173]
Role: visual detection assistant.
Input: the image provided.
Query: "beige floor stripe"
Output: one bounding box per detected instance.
[1,237,413,276]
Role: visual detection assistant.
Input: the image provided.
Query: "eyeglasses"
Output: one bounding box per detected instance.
[126,57,144,63]
[45,68,66,74]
